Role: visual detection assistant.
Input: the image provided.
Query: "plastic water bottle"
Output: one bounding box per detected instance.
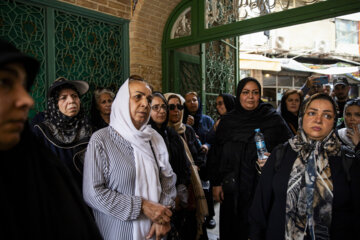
[254,128,268,160]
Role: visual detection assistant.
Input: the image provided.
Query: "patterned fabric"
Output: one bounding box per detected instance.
[286,120,341,240]
[44,84,92,144]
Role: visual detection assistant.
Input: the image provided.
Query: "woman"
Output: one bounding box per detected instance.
[0,39,102,239]
[164,92,208,240]
[337,98,360,150]
[149,92,191,239]
[33,77,92,189]
[278,89,303,135]
[83,78,176,240]
[90,87,115,131]
[249,93,360,239]
[211,77,292,240]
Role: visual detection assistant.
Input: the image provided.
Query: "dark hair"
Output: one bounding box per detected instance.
[53,83,80,101]
[167,94,182,105]
[152,91,168,107]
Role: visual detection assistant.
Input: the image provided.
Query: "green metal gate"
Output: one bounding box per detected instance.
[0,0,129,118]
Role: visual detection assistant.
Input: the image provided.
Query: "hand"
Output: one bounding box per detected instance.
[201,144,209,154]
[305,75,321,88]
[213,186,224,203]
[186,115,194,126]
[256,152,270,169]
[346,125,360,146]
[142,199,172,225]
[146,222,171,240]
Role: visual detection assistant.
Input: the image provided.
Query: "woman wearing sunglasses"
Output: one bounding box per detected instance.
[164,92,208,240]
[337,98,360,150]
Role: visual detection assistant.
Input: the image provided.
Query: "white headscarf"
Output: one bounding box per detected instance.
[110,79,173,240]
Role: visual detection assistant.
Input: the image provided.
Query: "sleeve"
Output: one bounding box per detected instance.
[158,152,177,209]
[82,137,142,221]
[248,145,280,240]
[203,116,215,149]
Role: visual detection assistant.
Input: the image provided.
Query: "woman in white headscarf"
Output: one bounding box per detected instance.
[83,76,177,240]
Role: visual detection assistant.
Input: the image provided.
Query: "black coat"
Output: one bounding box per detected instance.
[0,125,102,239]
[249,143,360,240]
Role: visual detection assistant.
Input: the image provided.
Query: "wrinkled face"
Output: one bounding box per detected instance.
[150,96,167,125]
[285,93,301,115]
[168,97,181,123]
[334,84,349,101]
[240,81,260,111]
[185,93,198,114]
[0,63,34,150]
[129,81,152,129]
[216,96,227,116]
[58,88,81,117]
[302,99,335,141]
[344,105,360,129]
[97,93,113,115]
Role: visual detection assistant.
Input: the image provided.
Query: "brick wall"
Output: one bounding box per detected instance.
[59,0,182,91]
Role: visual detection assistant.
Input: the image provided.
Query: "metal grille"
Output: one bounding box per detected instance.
[0,0,47,118]
[179,60,201,96]
[54,10,124,113]
[0,0,127,117]
[205,39,236,120]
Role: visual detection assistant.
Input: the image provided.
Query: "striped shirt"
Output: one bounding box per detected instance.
[83,126,176,240]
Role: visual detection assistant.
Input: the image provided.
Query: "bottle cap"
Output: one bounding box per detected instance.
[254,128,260,132]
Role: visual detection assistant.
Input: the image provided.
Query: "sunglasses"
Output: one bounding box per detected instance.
[151,104,168,112]
[169,104,184,111]
[346,99,360,106]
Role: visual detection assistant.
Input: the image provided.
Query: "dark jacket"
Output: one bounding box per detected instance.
[33,122,89,190]
[182,124,206,168]
[0,125,101,239]
[249,143,360,240]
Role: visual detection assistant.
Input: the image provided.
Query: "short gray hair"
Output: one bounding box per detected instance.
[93,88,115,104]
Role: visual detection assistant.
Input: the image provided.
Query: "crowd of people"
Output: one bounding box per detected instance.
[2,38,359,240]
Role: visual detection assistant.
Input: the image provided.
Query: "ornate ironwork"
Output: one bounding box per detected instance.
[54,10,124,113]
[0,0,47,118]
[179,60,201,96]
[171,7,191,39]
[206,0,325,28]
[1,0,126,117]
[205,39,236,119]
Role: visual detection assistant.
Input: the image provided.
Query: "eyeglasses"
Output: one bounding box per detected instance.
[346,98,360,106]
[151,104,168,112]
[169,104,184,111]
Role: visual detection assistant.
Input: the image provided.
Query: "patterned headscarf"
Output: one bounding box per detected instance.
[286,93,341,240]
[44,83,92,144]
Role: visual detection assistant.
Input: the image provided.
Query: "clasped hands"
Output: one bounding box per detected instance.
[142,199,172,240]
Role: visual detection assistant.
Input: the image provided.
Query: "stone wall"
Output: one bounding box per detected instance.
[59,0,182,91]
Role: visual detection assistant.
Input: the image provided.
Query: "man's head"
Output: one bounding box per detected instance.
[333,77,350,102]
[0,39,39,150]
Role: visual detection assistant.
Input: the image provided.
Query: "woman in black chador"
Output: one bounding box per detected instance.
[210,77,292,240]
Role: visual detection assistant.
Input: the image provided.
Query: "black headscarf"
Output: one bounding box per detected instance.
[219,93,236,114]
[149,92,190,186]
[44,83,92,144]
[217,77,288,145]
[278,90,302,135]
[183,94,203,132]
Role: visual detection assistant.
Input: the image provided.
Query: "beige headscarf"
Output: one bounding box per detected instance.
[164,92,208,240]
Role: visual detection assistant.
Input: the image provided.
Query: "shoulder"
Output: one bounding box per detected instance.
[202,114,214,123]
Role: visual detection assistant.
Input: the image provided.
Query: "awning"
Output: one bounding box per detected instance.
[240,53,281,71]
[279,58,360,75]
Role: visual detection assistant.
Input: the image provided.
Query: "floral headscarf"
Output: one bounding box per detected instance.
[286,93,341,240]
